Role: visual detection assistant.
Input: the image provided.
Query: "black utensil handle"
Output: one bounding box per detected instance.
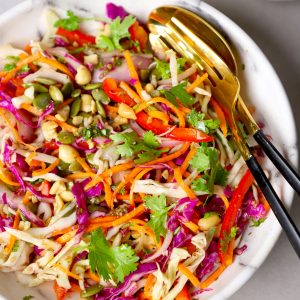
[247,156,300,258]
[254,130,300,195]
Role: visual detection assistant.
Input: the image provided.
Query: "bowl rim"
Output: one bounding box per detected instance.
[0,1,297,300]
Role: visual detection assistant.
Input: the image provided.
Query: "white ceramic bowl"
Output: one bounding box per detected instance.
[0,0,297,299]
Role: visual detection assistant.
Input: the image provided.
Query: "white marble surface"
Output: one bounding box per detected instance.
[0,0,299,299]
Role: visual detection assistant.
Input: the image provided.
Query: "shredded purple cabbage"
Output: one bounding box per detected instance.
[95,263,157,300]
[33,245,43,256]
[85,182,103,198]
[234,244,247,256]
[19,204,45,227]
[37,102,55,126]
[237,191,266,237]
[0,215,13,232]
[196,252,218,280]
[72,182,89,233]
[106,3,129,20]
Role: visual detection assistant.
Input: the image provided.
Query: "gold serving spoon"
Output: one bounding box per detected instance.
[147,6,300,257]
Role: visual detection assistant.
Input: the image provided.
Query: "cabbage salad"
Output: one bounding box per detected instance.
[0,3,268,300]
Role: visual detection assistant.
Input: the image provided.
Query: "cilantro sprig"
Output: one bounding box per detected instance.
[220,227,238,253]
[153,57,186,80]
[110,130,162,164]
[54,10,105,31]
[144,194,171,241]
[187,109,220,134]
[96,15,136,51]
[190,144,228,194]
[88,228,139,283]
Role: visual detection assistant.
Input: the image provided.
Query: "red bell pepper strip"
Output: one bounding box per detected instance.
[41,181,51,196]
[136,111,213,143]
[218,169,254,265]
[102,78,136,106]
[56,28,96,46]
[175,285,191,300]
[129,21,148,51]
[53,281,68,300]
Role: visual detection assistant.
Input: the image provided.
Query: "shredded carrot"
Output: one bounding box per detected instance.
[224,239,235,266]
[67,172,96,180]
[76,157,94,173]
[55,98,75,112]
[103,179,113,209]
[178,263,201,288]
[174,167,196,199]
[45,115,78,133]
[55,229,77,244]
[2,52,41,83]
[110,204,145,227]
[87,204,145,231]
[55,263,81,281]
[130,224,160,247]
[259,190,270,212]
[220,194,229,209]
[4,211,20,255]
[51,225,79,237]
[0,163,20,187]
[22,191,32,204]
[129,168,153,206]
[180,146,196,174]
[20,103,42,116]
[144,274,156,299]
[200,264,226,289]
[113,167,143,197]
[0,109,37,151]
[134,97,186,127]
[120,81,142,103]
[130,218,147,226]
[183,221,199,233]
[186,73,208,93]
[84,162,134,191]
[24,44,32,54]
[145,142,190,166]
[32,159,59,177]
[148,110,170,126]
[38,56,75,79]
[87,269,100,283]
[123,50,144,98]
[210,98,228,137]
[89,216,118,224]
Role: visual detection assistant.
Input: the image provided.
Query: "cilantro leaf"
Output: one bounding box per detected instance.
[153,57,186,80]
[190,144,228,193]
[144,194,170,241]
[54,10,80,31]
[111,131,162,164]
[187,109,220,133]
[214,165,229,186]
[3,63,16,71]
[89,228,114,281]
[88,229,139,283]
[189,146,210,172]
[191,177,210,193]
[251,217,266,227]
[220,227,238,253]
[23,296,34,300]
[96,15,136,50]
[110,16,136,49]
[111,244,139,282]
[143,131,160,148]
[97,35,115,51]
[170,83,195,107]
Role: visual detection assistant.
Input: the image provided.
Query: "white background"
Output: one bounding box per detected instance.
[0,0,299,299]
